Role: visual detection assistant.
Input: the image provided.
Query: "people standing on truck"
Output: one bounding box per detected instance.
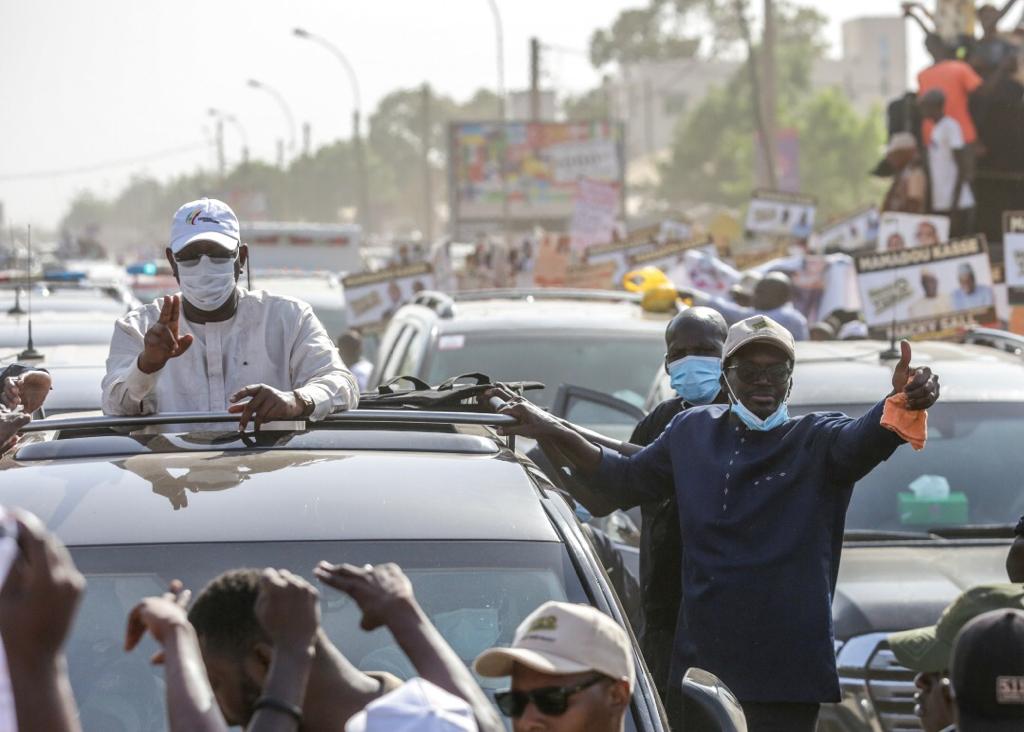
[690,271,810,341]
[888,584,1024,732]
[920,90,977,237]
[488,315,940,732]
[338,329,374,393]
[102,198,358,429]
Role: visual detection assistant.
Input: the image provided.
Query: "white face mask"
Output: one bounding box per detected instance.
[177,255,237,311]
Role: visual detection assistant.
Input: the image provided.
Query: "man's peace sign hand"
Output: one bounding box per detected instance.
[138,295,194,374]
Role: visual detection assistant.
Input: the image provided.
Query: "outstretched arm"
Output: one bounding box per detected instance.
[125,583,227,732]
[315,562,504,732]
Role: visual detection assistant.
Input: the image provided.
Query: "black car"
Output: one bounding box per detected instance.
[2,397,745,731]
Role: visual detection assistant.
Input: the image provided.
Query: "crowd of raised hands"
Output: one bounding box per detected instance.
[0,510,504,732]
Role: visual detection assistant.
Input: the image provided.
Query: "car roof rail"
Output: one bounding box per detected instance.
[20,409,519,434]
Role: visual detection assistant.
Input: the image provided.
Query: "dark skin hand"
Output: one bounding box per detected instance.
[3,370,52,413]
[228,385,306,431]
[138,295,195,374]
[0,411,30,456]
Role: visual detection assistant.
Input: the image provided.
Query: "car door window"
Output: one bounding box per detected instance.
[395,326,428,380]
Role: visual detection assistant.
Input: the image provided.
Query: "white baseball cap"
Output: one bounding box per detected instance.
[473,601,635,692]
[169,197,240,254]
[345,678,478,732]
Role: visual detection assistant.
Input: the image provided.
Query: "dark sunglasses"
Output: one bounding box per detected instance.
[726,362,792,385]
[495,675,607,718]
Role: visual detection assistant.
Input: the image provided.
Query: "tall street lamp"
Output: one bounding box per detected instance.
[247,79,297,169]
[293,27,370,233]
[485,0,510,252]
[208,108,250,167]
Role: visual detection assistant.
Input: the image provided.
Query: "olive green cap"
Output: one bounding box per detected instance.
[888,584,1024,673]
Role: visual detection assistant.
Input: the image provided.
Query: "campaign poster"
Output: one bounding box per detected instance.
[1003,211,1024,305]
[628,239,711,286]
[343,263,434,328]
[811,206,880,254]
[876,212,950,252]
[675,247,740,297]
[854,235,996,340]
[585,240,659,289]
[569,179,620,253]
[449,121,624,235]
[744,190,817,239]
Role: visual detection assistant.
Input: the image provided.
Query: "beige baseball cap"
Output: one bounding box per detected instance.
[722,315,795,362]
[473,601,635,691]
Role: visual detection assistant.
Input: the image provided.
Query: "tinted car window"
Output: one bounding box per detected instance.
[65,540,588,732]
[790,402,1024,532]
[424,334,664,408]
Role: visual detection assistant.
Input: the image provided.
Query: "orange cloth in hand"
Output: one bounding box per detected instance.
[881,392,927,451]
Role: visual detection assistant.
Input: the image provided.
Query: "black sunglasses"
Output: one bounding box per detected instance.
[726,362,792,386]
[495,674,607,718]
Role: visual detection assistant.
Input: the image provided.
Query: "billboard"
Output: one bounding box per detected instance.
[1003,211,1024,304]
[343,263,434,329]
[876,212,950,252]
[449,121,624,235]
[854,235,996,340]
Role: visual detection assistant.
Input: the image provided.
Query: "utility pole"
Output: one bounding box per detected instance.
[420,83,434,244]
[529,37,541,120]
[215,116,226,180]
[354,110,371,233]
[302,123,311,157]
[762,0,778,189]
[276,140,285,169]
[734,0,777,189]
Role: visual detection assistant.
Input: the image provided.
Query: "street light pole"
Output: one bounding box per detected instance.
[485,0,511,268]
[293,27,370,234]
[247,79,297,168]
[209,108,250,166]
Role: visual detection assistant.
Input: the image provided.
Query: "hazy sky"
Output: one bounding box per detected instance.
[0,0,925,230]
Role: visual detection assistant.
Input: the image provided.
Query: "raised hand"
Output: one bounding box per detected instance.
[890,340,939,410]
[3,370,52,413]
[254,568,320,654]
[314,561,414,631]
[138,295,194,374]
[124,580,192,664]
[0,510,86,660]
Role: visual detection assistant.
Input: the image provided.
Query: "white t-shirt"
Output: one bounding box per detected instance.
[928,116,975,212]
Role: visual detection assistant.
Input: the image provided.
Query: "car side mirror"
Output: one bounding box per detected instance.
[678,668,747,732]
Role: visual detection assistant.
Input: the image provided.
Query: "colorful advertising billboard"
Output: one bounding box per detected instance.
[449,121,624,236]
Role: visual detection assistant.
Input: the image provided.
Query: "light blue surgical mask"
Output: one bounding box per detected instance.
[725,381,790,431]
[667,356,722,405]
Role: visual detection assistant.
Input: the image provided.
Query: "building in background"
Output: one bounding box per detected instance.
[609,16,907,164]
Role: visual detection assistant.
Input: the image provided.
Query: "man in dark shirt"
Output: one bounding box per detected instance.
[490,315,939,732]
[627,307,728,699]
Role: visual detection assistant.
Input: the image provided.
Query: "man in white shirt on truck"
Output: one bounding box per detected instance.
[102,197,358,428]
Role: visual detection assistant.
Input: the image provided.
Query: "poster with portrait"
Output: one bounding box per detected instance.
[569,179,620,253]
[1003,211,1024,305]
[854,235,996,340]
[876,212,951,252]
[628,239,713,287]
[743,190,817,239]
[343,263,434,328]
[810,206,880,254]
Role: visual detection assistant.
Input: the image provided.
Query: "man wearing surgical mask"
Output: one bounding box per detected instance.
[488,315,940,731]
[627,307,727,701]
[102,198,358,426]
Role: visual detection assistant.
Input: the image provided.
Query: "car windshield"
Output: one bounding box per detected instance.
[790,402,1024,533]
[66,540,589,732]
[424,333,664,409]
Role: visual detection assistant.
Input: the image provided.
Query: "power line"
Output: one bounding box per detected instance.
[0,142,209,182]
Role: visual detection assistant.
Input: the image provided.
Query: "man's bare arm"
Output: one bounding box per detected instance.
[315,562,504,732]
